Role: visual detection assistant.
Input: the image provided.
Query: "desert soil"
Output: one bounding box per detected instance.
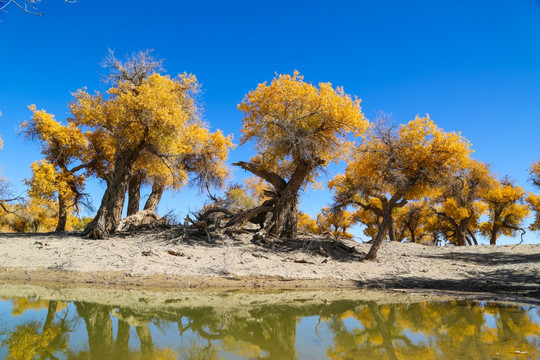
[0,229,538,300]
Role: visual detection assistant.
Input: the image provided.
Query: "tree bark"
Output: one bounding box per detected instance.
[271,189,299,238]
[55,193,68,232]
[490,226,499,245]
[127,172,143,216]
[388,217,398,242]
[84,149,141,239]
[270,161,311,238]
[365,210,394,260]
[455,228,467,246]
[143,178,165,212]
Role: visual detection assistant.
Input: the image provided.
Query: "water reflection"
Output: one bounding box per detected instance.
[0,293,538,359]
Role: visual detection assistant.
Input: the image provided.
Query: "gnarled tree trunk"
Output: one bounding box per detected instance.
[271,189,299,238]
[235,160,312,239]
[144,178,165,212]
[84,142,146,239]
[270,160,312,238]
[127,171,143,216]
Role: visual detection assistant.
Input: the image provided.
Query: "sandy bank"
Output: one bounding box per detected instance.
[0,230,538,299]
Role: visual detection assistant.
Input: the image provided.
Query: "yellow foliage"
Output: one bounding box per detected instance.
[352,207,381,240]
[68,69,233,199]
[528,160,540,232]
[526,192,540,231]
[330,116,473,246]
[317,207,355,238]
[238,70,367,178]
[223,335,262,358]
[431,160,492,245]
[244,176,271,203]
[0,197,83,233]
[10,298,50,316]
[479,178,529,242]
[297,212,320,234]
[330,116,472,206]
[1,322,66,360]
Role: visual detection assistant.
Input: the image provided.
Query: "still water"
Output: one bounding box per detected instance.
[0,287,538,360]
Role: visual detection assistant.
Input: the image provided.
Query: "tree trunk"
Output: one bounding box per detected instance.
[143,178,165,212]
[456,228,467,246]
[490,226,499,245]
[84,174,128,239]
[233,160,312,239]
[407,224,416,244]
[270,161,311,238]
[127,172,143,216]
[366,209,394,260]
[84,131,148,239]
[55,193,68,232]
[271,190,299,238]
[388,217,398,242]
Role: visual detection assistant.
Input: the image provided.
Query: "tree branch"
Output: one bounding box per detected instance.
[232,161,287,192]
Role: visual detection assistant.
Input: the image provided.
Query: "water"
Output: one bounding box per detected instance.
[0,287,538,359]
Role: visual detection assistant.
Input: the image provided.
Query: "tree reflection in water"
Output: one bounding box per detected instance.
[325,301,540,360]
[0,296,538,359]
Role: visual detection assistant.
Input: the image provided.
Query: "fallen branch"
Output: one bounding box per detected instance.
[224,205,274,230]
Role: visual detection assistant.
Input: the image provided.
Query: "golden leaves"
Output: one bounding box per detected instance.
[238,71,367,169]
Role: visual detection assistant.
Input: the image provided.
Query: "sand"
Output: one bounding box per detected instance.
[0,229,538,300]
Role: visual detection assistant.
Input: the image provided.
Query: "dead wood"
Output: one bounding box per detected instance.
[166,250,185,256]
[224,205,274,230]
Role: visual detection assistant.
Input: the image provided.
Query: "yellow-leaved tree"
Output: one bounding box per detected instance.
[330,115,472,259]
[432,160,492,246]
[479,176,529,245]
[526,160,540,232]
[65,50,233,238]
[317,207,355,239]
[393,201,436,244]
[231,71,367,238]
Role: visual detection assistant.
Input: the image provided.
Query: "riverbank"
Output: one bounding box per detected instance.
[0,230,538,299]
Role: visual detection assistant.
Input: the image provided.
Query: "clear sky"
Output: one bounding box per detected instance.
[1,0,539,244]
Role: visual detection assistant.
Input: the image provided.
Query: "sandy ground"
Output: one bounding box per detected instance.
[0,229,538,299]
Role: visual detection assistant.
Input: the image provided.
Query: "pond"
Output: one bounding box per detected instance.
[0,285,538,359]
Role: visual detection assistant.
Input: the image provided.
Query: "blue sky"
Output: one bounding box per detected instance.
[1,0,540,244]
